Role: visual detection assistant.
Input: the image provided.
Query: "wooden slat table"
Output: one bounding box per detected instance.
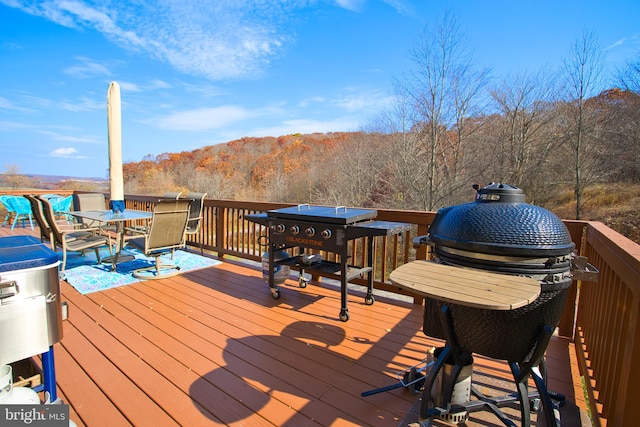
[389,260,540,310]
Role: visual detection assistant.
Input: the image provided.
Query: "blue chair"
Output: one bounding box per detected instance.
[52,195,74,222]
[4,196,34,230]
[0,195,15,227]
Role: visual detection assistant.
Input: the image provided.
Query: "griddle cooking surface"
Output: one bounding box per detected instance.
[267,205,377,224]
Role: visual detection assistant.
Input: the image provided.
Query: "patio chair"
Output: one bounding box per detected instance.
[181,192,207,254]
[4,195,34,230]
[0,195,15,227]
[24,195,55,249]
[163,191,183,199]
[73,193,116,231]
[25,195,93,250]
[51,195,74,222]
[37,196,112,272]
[125,199,192,279]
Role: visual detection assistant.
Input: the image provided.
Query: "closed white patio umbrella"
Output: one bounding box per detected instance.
[107,81,125,213]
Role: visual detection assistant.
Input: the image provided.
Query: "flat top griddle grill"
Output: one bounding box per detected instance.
[266,204,377,224]
[246,204,411,321]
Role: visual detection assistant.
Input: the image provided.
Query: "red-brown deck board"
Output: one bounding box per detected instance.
[3,226,587,426]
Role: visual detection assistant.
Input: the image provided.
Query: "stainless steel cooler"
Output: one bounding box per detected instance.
[0,235,62,402]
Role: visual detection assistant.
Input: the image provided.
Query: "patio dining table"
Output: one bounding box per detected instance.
[67,209,152,271]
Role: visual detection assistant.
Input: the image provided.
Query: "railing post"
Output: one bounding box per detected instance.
[215,204,225,258]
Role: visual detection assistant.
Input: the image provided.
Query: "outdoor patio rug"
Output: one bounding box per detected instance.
[60,247,221,295]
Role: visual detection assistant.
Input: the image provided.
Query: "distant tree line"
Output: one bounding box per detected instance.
[121,13,640,221]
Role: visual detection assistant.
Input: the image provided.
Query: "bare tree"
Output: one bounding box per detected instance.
[394,10,488,210]
[372,89,424,209]
[311,132,390,207]
[488,70,558,199]
[1,164,35,189]
[560,29,606,219]
[617,54,640,93]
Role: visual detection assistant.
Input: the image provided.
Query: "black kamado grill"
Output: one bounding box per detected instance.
[419,183,579,362]
[401,183,597,426]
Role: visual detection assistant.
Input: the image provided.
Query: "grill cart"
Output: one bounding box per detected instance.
[246,204,411,321]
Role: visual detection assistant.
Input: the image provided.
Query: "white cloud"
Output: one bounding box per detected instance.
[116,81,142,92]
[332,87,393,112]
[50,147,88,158]
[0,120,34,131]
[381,0,414,16]
[154,106,255,131]
[64,56,111,78]
[59,96,103,112]
[335,0,413,15]
[335,0,366,12]
[5,0,307,81]
[38,130,101,144]
[249,116,361,137]
[0,96,32,112]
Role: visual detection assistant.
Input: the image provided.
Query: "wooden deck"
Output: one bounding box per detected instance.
[4,226,587,426]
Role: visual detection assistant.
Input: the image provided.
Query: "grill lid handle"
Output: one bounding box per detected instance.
[571,256,600,282]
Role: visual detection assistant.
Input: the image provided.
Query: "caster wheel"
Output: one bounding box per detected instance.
[364,295,374,305]
[299,278,308,288]
[339,311,349,322]
[272,290,280,299]
[530,398,542,413]
[404,367,424,394]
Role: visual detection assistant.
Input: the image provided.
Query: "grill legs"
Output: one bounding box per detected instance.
[415,305,564,427]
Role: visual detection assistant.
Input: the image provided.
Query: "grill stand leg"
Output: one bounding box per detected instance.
[417,307,563,427]
[268,244,280,299]
[339,253,349,321]
[364,237,375,306]
[42,346,59,404]
[419,305,474,425]
[509,324,562,427]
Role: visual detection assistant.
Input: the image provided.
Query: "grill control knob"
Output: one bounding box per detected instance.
[321,229,332,239]
[274,224,286,233]
[291,225,300,234]
[305,227,316,237]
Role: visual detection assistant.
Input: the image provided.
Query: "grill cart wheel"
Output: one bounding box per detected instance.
[298,276,308,288]
[365,295,375,305]
[404,366,425,395]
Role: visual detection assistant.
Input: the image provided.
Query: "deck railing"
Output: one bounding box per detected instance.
[4,189,639,426]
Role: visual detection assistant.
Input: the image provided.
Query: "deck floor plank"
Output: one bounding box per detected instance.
[62,285,212,426]
[87,285,320,427]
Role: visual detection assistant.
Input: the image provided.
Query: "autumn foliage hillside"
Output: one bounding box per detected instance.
[119,129,640,245]
[117,88,640,244]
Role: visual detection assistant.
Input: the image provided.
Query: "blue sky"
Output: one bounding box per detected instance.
[1,0,639,179]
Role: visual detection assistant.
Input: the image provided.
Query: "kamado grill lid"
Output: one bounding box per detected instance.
[428,183,575,257]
